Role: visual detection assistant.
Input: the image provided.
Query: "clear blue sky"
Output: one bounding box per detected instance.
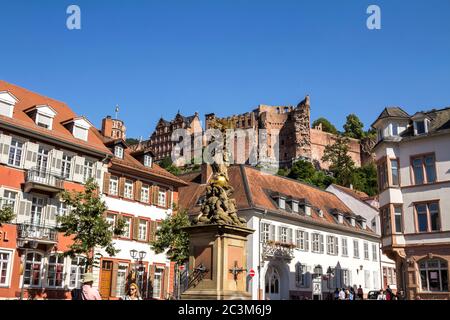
[1,0,450,138]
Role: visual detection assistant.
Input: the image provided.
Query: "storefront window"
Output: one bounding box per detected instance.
[419,259,448,292]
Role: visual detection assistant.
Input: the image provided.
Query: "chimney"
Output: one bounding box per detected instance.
[102,116,113,138]
[201,163,213,184]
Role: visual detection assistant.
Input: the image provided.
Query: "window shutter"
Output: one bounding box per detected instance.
[18,195,32,223]
[50,149,63,173]
[118,177,125,198]
[277,226,282,242]
[23,141,39,169]
[152,186,159,205]
[149,265,155,296]
[134,181,142,201]
[95,161,103,186]
[320,234,324,253]
[288,228,293,244]
[0,133,12,164]
[163,266,170,299]
[166,190,172,209]
[103,172,111,194]
[132,217,140,241]
[305,232,310,251]
[72,156,85,183]
[334,237,339,255]
[111,262,119,298]
[260,224,266,242]
[269,225,275,241]
[148,220,156,242]
[46,199,58,227]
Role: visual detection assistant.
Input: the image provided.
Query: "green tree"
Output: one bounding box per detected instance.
[277,168,289,177]
[322,135,355,187]
[288,160,316,181]
[57,178,125,270]
[351,163,378,196]
[125,138,139,145]
[0,206,15,227]
[312,117,338,134]
[343,114,365,140]
[159,156,181,175]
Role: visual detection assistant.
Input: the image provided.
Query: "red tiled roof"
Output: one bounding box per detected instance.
[0,80,111,155]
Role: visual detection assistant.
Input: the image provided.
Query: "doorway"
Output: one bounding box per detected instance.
[265,266,281,300]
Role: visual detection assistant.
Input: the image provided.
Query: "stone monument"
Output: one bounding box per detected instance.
[181,119,254,300]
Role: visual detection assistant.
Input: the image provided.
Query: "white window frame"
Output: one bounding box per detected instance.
[261,223,270,243]
[141,185,150,203]
[312,233,322,253]
[296,230,308,251]
[122,216,131,238]
[144,154,152,167]
[124,180,134,199]
[158,190,166,207]
[8,138,24,167]
[372,243,378,261]
[46,254,65,288]
[138,220,148,241]
[69,256,86,289]
[1,189,18,213]
[109,176,119,196]
[23,251,44,287]
[364,270,370,289]
[341,238,348,257]
[36,112,53,129]
[0,249,14,287]
[106,213,116,232]
[114,146,124,159]
[327,236,338,256]
[364,242,369,260]
[353,239,360,258]
[83,160,94,182]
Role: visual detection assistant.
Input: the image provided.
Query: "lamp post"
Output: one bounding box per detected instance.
[129,250,146,297]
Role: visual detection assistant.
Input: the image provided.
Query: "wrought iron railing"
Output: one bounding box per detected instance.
[262,240,295,261]
[17,222,58,242]
[26,167,64,189]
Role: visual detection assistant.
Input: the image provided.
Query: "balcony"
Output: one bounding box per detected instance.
[262,240,295,262]
[24,168,65,195]
[17,222,58,246]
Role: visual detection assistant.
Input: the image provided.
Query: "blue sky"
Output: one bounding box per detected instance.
[1,0,450,138]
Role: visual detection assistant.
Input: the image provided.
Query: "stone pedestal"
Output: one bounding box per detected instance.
[181,224,254,300]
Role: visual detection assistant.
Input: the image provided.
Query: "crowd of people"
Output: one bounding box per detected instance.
[333,285,406,300]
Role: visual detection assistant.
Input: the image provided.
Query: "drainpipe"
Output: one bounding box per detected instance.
[258,215,261,300]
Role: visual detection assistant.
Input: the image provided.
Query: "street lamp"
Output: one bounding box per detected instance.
[129,249,147,297]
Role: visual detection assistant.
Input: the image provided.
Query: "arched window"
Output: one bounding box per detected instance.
[47,254,65,287]
[419,259,448,292]
[24,251,43,286]
[265,266,280,294]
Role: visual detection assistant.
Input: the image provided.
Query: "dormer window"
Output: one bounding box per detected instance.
[114,145,124,159]
[279,197,286,210]
[304,205,311,216]
[291,200,299,213]
[414,120,427,135]
[0,91,19,118]
[62,117,92,142]
[25,105,57,130]
[391,123,398,136]
[144,154,152,167]
[338,213,344,224]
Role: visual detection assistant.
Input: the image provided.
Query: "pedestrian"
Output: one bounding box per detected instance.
[334,288,340,300]
[344,289,350,300]
[339,288,346,300]
[121,283,142,300]
[80,273,102,300]
[357,285,364,300]
[386,285,393,301]
[349,289,354,301]
[377,289,386,300]
[397,290,406,300]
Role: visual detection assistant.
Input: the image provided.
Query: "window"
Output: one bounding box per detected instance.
[24,252,43,286]
[377,160,388,191]
[57,202,68,217]
[373,271,379,289]
[312,233,324,253]
[122,216,131,238]
[8,139,23,167]
[296,230,309,251]
[106,214,116,232]
[295,263,307,287]
[364,270,370,289]
[73,125,88,141]
[61,154,72,179]
[158,190,166,207]
[412,155,436,185]
[372,243,378,261]
[47,254,64,287]
[114,146,124,159]
[414,120,426,135]
[391,159,399,186]
[327,236,338,255]
[279,197,285,210]
[69,256,86,289]
[381,207,391,236]
[124,180,133,199]
[83,160,94,181]
[419,259,448,292]
[109,176,119,196]
[261,223,271,243]
[291,201,299,213]
[342,238,348,257]
[415,202,440,232]
[141,185,150,203]
[144,154,152,167]
[394,205,403,233]
[279,227,289,243]
[391,123,399,136]
[342,269,350,287]
[364,242,369,260]
[1,190,17,212]
[138,220,148,241]
[0,251,12,286]
[31,197,44,226]
[37,113,53,129]
[353,240,360,258]
[37,147,49,172]
[116,264,128,298]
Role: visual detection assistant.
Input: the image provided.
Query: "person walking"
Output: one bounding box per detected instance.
[334,288,340,300]
[386,285,393,301]
[80,273,102,300]
[338,288,346,300]
[121,283,142,300]
[377,289,386,300]
[357,285,364,300]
